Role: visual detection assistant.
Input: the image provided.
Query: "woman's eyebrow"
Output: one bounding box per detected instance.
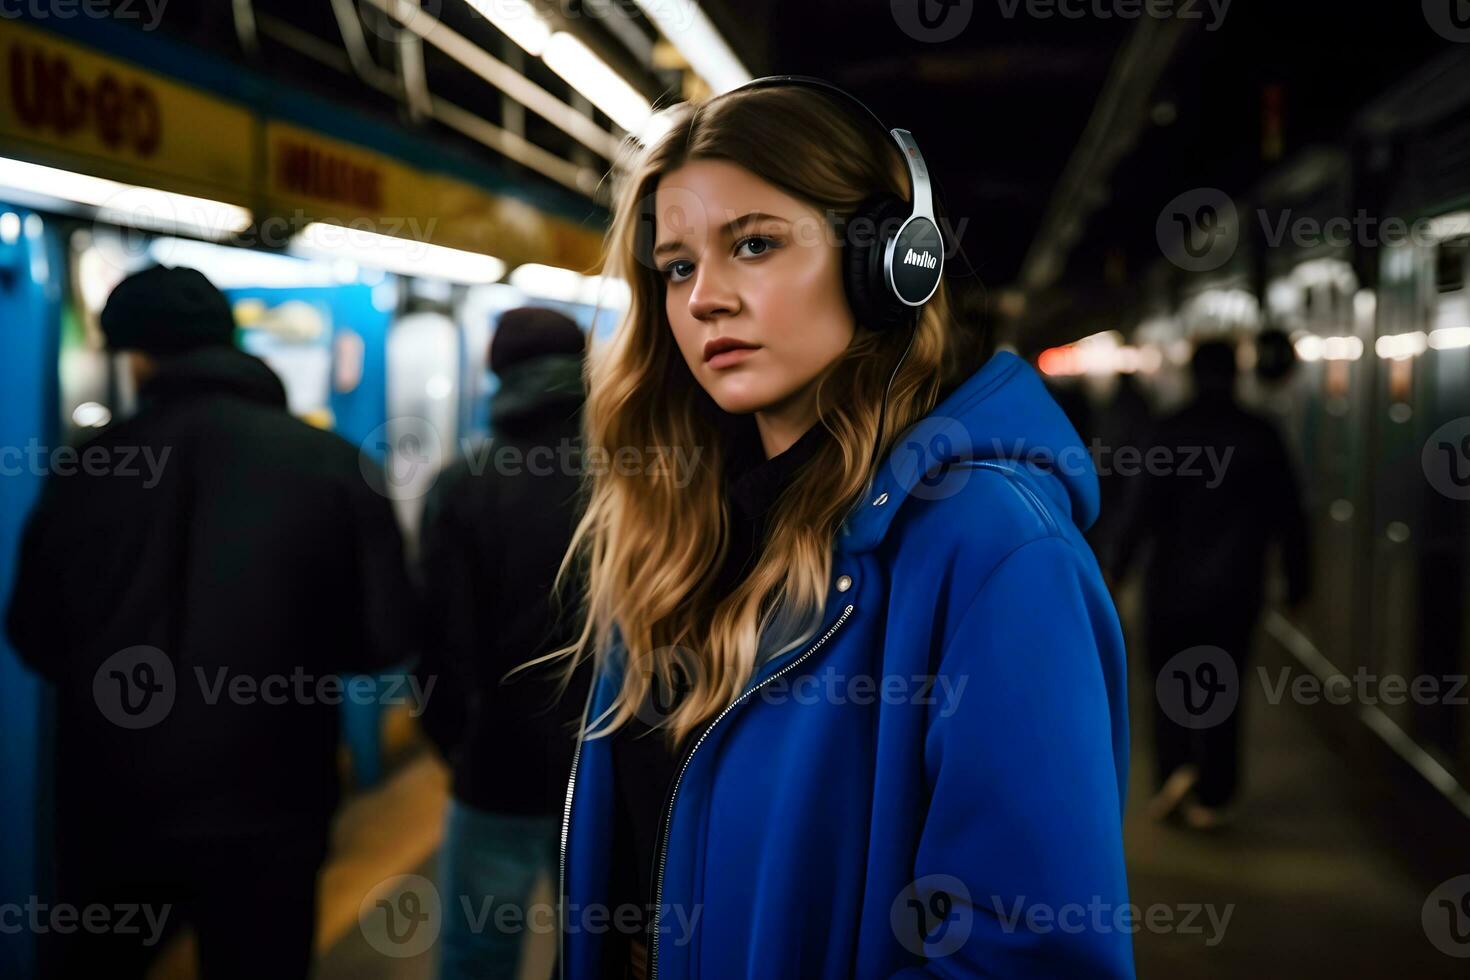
[653,211,790,257]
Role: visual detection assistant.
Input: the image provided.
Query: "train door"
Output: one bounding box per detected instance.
[0,204,63,979]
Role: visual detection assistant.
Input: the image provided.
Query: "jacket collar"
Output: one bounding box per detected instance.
[836,350,1101,555]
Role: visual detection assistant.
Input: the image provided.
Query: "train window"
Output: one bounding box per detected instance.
[1435,237,1468,293]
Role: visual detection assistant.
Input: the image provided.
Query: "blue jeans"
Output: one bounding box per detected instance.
[437,801,559,980]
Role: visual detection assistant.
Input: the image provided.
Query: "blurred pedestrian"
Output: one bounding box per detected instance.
[6,264,415,980]
[1110,338,1311,829]
[413,306,593,980]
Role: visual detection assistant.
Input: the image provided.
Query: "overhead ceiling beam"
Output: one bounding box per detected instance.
[1017,14,1195,297]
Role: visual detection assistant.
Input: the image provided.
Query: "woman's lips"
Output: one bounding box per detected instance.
[707,347,760,369]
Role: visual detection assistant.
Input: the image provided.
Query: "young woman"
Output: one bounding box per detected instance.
[543,77,1134,979]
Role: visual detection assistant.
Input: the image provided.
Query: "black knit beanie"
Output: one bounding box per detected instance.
[489,306,585,375]
[100,265,236,355]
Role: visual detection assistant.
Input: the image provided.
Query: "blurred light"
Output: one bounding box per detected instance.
[1429,326,1470,350]
[1354,288,1376,324]
[1321,335,1363,361]
[71,401,111,427]
[630,0,751,93]
[426,374,453,399]
[1150,101,1177,126]
[543,32,652,135]
[0,211,18,244]
[76,247,115,313]
[148,237,340,288]
[1424,210,1470,244]
[1037,346,1079,377]
[1294,333,1323,362]
[463,0,551,56]
[1292,257,1356,291]
[372,280,399,312]
[0,156,251,238]
[1375,330,1427,360]
[292,222,506,284]
[508,263,631,309]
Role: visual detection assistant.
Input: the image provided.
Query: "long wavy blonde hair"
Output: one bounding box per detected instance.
[538,83,982,748]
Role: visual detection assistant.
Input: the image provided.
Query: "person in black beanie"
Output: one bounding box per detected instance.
[7,264,416,980]
[414,305,593,980]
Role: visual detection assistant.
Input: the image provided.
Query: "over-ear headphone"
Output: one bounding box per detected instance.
[703,74,947,333]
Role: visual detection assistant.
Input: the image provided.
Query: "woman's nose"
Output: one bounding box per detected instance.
[687,263,739,321]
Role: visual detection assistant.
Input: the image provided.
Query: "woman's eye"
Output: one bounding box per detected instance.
[736,236,778,258]
[663,260,694,284]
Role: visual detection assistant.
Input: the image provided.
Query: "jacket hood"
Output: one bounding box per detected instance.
[140,345,288,409]
[489,352,586,435]
[839,350,1099,554]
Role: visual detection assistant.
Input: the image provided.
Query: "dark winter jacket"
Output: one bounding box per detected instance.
[6,345,415,839]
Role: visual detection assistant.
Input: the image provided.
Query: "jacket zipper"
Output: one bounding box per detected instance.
[648,602,856,979]
[559,669,599,980]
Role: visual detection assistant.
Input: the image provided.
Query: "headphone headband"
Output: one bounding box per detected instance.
[711,75,939,228]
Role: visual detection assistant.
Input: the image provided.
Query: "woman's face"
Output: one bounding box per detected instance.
[654,158,855,425]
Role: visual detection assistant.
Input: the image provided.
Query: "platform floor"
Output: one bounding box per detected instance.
[139,600,1466,979]
[1122,606,1463,977]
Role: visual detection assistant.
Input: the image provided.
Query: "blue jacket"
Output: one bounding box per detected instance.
[561,351,1134,978]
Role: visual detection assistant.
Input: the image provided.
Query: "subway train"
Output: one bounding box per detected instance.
[1036,45,1470,859]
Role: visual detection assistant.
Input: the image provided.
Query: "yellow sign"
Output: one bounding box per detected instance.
[0,20,255,205]
[0,21,605,272]
[264,122,603,271]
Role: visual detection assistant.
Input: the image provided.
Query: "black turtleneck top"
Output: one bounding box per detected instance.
[601,415,831,975]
